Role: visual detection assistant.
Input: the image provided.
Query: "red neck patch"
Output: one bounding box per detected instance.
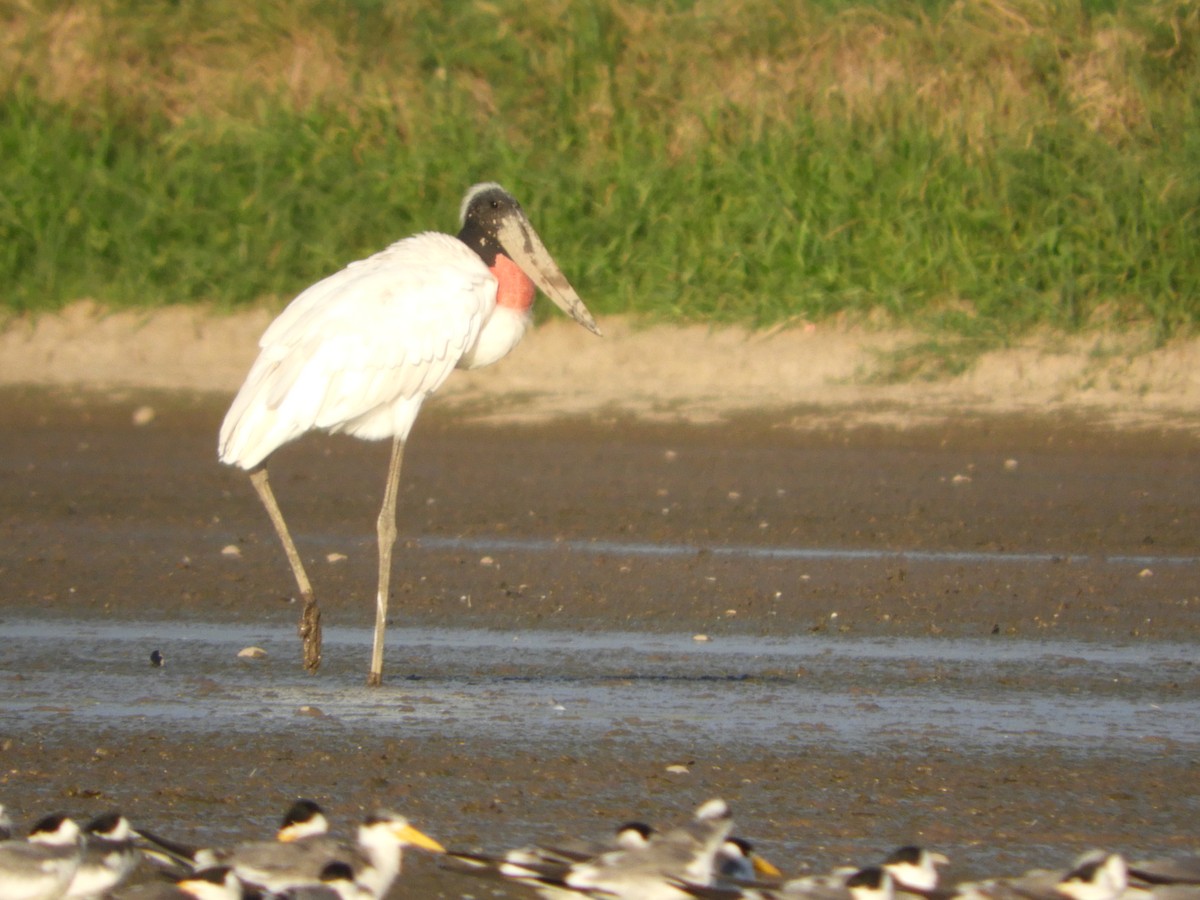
[489,253,536,312]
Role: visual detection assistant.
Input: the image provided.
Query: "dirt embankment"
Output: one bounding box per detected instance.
[2,301,1199,431]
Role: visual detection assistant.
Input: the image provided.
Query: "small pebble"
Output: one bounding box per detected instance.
[221,544,242,558]
[326,552,347,563]
[132,406,156,426]
[238,646,268,659]
[665,764,691,774]
[692,634,710,642]
[297,705,324,717]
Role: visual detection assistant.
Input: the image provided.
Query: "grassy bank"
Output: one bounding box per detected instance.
[1,0,1197,344]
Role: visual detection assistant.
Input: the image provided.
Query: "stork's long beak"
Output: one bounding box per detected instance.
[496,213,602,336]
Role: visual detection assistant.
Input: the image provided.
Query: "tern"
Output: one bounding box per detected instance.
[953,851,1129,900]
[112,866,243,900]
[135,798,329,877]
[445,820,659,899]
[276,800,331,844]
[447,803,764,900]
[881,846,951,898]
[0,813,83,900]
[530,798,735,900]
[276,861,374,899]
[1130,856,1200,888]
[64,812,140,898]
[681,864,895,900]
[716,837,783,884]
[228,809,444,897]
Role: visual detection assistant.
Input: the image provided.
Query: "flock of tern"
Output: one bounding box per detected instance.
[1,797,1195,900]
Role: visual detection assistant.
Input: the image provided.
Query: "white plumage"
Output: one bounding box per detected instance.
[218,183,600,685]
[220,232,511,469]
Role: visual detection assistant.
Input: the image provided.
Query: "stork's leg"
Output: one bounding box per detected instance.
[249,467,322,674]
[369,435,406,687]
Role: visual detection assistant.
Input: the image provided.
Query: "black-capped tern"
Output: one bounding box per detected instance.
[229,809,443,897]
[64,812,140,898]
[0,813,84,900]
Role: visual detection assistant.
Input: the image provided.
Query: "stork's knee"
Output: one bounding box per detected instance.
[377,511,397,549]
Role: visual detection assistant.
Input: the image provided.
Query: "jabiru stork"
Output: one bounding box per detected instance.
[219,183,601,685]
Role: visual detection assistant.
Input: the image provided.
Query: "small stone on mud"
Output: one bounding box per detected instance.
[221,544,242,558]
[1139,568,1153,578]
[665,764,691,774]
[692,634,710,642]
[663,449,678,462]
[297,705,324,717]
[951,473,972,483]
[131,405,156,426]
[480,556,495,566]
[326,552,347,563]
[238,646,268,659]
[1004,458,1020,471]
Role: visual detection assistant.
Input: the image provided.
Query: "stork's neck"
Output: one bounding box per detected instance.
[489,253,535,312]
[457,218,501,265]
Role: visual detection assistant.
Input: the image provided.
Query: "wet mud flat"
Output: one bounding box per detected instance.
[1,386,1199,896]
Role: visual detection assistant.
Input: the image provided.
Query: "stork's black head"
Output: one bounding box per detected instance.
[452,182,601,335]
[457,182,522,266]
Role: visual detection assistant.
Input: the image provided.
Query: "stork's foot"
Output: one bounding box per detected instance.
[299,594,322,674]
[366,668,383,688]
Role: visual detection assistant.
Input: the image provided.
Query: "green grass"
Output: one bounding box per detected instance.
[1,0,1197,348]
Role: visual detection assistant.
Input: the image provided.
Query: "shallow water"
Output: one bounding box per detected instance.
[3,618,1195,754]
[416,534,1200,568]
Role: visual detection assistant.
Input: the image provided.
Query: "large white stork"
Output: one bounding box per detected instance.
[219,183,601,685]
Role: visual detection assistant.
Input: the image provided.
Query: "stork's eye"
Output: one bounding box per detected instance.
[490,200,500,209]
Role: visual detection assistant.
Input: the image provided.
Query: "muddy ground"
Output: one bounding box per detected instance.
[1,385,1199,897]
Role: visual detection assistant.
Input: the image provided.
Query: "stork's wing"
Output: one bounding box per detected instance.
[219,232,496,469]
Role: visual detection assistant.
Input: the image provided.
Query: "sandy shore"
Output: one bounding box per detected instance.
[2,304,1199,895]
[2,301,1198,430]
